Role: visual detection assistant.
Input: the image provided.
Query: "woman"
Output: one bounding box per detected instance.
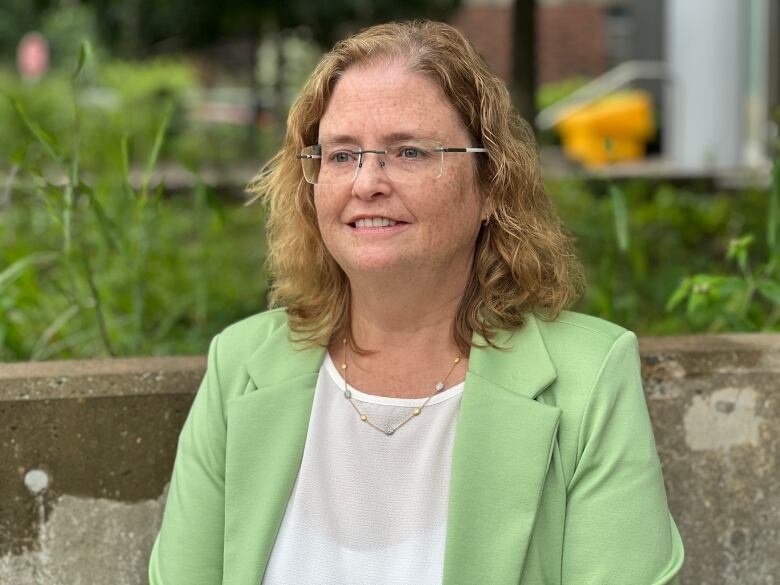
[149,20,684,585]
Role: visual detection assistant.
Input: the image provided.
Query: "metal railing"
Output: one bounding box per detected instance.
[535,60,680,143]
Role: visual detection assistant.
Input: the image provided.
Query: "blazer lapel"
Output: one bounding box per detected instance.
[443,315,562,585]
[222,336,325,585]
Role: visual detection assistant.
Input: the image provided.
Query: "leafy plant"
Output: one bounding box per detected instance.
[666,159,780,331]
[553,177,750,335]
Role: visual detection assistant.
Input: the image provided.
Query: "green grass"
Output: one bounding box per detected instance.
[1,187,267,361]
[4,173,776,361]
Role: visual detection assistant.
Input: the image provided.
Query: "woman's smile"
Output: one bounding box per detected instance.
[349,216,410,235]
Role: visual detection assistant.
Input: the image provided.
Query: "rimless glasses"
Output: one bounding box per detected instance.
[297,138,488,185]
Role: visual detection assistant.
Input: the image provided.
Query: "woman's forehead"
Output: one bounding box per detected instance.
[326,70,427,114]
[318,64,467,142]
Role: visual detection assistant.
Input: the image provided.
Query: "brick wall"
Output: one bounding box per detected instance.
[450,5,514,82]
[451,3,609,84]
[538,4,608,83]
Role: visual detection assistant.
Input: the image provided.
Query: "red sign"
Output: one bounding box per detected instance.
[17,32,50,81]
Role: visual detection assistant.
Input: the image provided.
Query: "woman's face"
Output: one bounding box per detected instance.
[313,61,488,281]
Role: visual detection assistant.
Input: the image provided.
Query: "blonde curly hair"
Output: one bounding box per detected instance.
[248,20,584,352]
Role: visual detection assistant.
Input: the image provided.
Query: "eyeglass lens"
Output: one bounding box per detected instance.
[300,140,445,185]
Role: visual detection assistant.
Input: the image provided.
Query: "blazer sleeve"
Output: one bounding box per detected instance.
[149,333,226,585]
[561,331,684,584]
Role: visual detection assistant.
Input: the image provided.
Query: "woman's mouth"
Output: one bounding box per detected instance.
[353,218,397,228]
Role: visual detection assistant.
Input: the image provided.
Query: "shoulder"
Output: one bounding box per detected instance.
[534,310,628,346]
[529,312,645,484]
[204,308,293,389]
[529,310,641,412]
[217,307,291,354]
[532,310,635,379]
[208,307,327,397]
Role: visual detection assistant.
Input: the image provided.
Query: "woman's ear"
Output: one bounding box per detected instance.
[480,197,494,226]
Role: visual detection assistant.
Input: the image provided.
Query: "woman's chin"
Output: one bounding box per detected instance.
[342,253,416,276]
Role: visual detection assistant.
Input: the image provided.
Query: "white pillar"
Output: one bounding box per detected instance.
[744,0,770,166]
[666,0,745,169]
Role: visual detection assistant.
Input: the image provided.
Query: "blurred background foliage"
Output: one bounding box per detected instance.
[1,1,779,361]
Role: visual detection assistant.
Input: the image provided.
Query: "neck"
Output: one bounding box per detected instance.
[345,263,471,353]
[328,262,473,398]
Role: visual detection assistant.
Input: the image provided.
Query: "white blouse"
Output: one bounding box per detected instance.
[262,353,465,585]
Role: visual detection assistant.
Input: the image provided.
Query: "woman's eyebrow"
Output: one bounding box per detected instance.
[382,132,430,143]
[318,132,437,145]
[318,134,359,145]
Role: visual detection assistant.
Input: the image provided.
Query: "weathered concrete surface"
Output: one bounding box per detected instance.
[0,493,165,585]
[1,336,779,585]
[639,334,780,585]
[0,356,202,585]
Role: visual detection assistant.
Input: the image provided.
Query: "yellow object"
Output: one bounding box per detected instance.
[555,90,656,166]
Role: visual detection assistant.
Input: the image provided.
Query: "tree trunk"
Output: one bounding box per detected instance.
[512,0,537,134]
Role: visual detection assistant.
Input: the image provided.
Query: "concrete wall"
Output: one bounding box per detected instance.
[0,357,202,585]
[1,334,778,584]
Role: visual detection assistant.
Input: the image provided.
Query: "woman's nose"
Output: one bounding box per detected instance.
[351,155,391,199]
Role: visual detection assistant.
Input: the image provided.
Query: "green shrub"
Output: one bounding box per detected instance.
[1,54,270,177]
[1,46,267,361]
[551,178,773,334]
[664,158,780,332]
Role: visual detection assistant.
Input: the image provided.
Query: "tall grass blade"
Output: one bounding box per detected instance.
[0,252,58,290]
[62,182,73,257]
[120,133,135,199]
[758,280,780,306]
[12,100,64,165]
[206,186,227,227]
[30,327,103,362]
[1,164,19,207]
[78,181,120,252]
[73,40,90,81]
[30,304,81,360]
[36,182,65,228]
[141,103,174,198]
[769,156,779,252]
[194,181,209,329]
[666,277,692,311]
[609,184,630,253]
[79,251,115,356]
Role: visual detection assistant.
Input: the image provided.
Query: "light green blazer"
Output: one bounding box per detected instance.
[149,309,684,584]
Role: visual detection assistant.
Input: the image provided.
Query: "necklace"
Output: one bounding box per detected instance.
[339,337,461,436]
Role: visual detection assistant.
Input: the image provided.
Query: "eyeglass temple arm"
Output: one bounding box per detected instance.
[435,147,488,153]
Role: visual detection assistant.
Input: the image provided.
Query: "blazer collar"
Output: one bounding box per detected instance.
[227,314,560,585]
[442,313,561,585]
[242,312,556,399]
[467,313,557,399]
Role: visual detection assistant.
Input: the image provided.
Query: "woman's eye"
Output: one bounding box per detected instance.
[332,152,353,163]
